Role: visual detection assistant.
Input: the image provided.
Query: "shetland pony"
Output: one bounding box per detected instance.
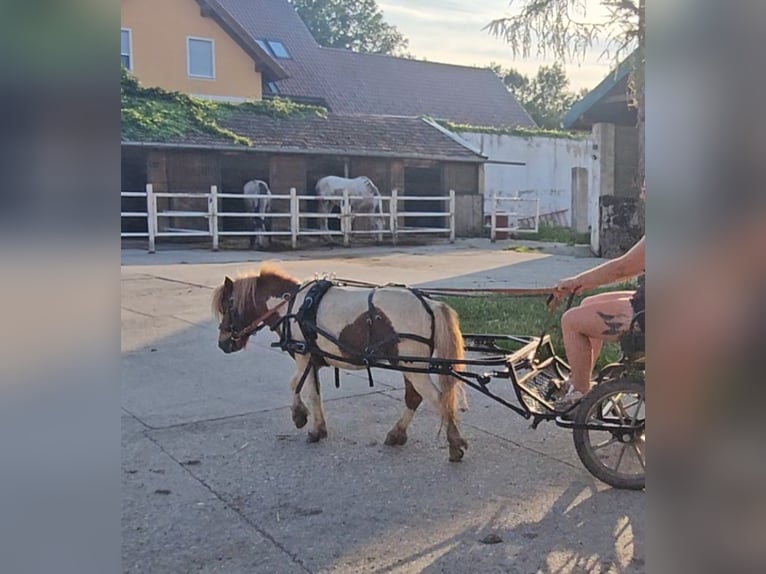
[212,263,468,461]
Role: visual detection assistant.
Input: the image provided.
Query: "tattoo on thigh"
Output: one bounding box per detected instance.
[597,311,628,336]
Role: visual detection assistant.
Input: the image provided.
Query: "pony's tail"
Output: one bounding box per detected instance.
[433,302,467,422]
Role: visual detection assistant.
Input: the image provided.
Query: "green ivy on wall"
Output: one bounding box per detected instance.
[435,119,588,140]
[121,68,328,146]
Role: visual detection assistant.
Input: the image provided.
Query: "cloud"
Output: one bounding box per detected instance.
[379,0,614,89]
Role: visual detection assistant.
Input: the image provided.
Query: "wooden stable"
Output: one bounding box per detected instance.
[121,145,485,238]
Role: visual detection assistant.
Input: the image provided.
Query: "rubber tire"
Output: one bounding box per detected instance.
[573,377,645,490]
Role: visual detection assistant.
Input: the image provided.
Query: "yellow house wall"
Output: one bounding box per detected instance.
[121,0,262,100]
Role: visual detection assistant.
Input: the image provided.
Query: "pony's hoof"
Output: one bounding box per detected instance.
[292,405,309,429]
[306,428,328,443]
[448,439,468,462]
[384,429,408,446]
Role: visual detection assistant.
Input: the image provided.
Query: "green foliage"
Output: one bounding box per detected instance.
[290,0,408,55]
[509,224,591,245]
[484,0,642,67]
[488,62,580,129]
[121,68,327,145]
[437,119,586,140]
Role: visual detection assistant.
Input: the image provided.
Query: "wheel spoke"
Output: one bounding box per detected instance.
[631,442,646,470]
[630,396,645,426]
[591,436,618,451]
[614,444,627,472]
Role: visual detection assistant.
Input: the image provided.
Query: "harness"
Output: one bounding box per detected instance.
[275,279,436,395]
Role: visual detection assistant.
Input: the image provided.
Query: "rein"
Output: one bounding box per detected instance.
[320,277,557,298]
[231,296,291,341]
[418,286,558,298]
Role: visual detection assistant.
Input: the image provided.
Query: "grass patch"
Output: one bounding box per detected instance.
[443,282,638,370]
[504,245,543,253]
[512,224,590,245]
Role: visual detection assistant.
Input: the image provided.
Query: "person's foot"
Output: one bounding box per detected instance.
[554,388,583,411]
[553,383,589,416]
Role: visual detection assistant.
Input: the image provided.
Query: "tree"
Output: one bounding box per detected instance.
[485,0,645,187]
[290,0,409,56]
[490,62,580,129]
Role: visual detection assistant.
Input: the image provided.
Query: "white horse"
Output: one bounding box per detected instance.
[315,176,385,241]
[243,179,272,249]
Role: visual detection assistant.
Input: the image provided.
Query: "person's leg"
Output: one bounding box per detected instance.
[579,291,636,307]
[561,295,635,395]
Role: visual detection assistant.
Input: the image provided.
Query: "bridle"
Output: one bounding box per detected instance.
[223,293,292,342]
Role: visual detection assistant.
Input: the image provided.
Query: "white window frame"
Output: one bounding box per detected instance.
[121,28,133,71]
[187,36,216,79]
[266,40,290,59]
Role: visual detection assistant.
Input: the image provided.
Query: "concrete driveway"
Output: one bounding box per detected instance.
[122,239,644,574]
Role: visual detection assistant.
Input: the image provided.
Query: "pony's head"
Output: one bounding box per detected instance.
[212,275,257,354]
[212,265,300,354]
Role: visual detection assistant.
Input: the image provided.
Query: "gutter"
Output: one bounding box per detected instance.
[121,141,486,164]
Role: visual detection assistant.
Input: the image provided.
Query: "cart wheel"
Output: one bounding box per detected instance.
[573,377,645,490]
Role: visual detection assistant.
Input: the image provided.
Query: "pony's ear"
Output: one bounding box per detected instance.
[223,276,234,297]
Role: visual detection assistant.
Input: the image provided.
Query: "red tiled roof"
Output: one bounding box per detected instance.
[211,0,536,128]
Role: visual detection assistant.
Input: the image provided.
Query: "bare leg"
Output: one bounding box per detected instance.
[385,377,422,446]
[561,294,635,394]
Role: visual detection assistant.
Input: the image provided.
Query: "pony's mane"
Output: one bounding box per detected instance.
[211,263,299,318]
[258,262,299,284]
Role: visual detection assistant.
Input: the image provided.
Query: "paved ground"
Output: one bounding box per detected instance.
[122,239,645,574]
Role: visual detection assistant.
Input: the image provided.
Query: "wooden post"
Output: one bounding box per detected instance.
[490,190,497,243]
[209,185,219,251]
[448,189,456,243]
[535,194,541,233]
[146,184,156,254]
[390,188,398,246]
[342,188,350,247]
[290,187,298,250]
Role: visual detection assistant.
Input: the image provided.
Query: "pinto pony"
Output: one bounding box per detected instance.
[314,176,385,241]
[212,263,469,462]
[243,179,272,249]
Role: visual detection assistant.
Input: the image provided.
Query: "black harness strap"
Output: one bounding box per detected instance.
[281,279,440,394]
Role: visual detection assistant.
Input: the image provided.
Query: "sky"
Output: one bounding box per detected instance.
[378,0,616,91]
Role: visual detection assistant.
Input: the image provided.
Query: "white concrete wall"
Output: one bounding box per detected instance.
[456,132,593,227]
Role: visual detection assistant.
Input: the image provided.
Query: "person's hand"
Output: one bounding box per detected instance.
[553,276,585,299]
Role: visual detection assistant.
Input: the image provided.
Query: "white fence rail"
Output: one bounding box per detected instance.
[121,186,455,253]
[487,191,540,241]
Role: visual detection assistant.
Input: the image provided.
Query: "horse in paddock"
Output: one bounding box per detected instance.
[314,175,385,241]
[212,263,469,462]
[243,179,272,249]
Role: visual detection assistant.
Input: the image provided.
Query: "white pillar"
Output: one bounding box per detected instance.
[209,185,219,251]
[342,188,350,247]
[146,184,156,254]
[448,189,456,243]
[290,187,298,250]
